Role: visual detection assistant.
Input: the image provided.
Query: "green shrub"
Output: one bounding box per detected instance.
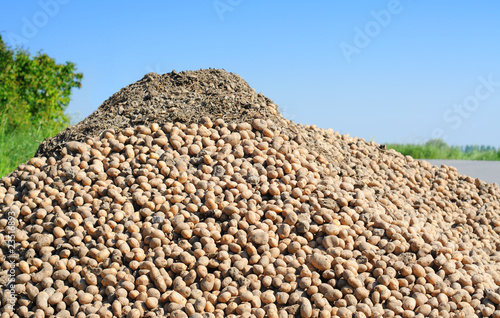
[0,35,82,176]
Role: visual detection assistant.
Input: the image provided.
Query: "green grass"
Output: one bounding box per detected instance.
[0,123,63,177]
[387,139,500,161]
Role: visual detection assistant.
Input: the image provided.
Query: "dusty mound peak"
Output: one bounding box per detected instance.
[35,68,284,158]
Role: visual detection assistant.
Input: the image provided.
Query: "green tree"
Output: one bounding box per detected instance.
[0,35,83,176]
[0,35,82,132]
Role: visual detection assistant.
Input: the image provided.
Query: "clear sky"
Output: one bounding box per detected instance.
[1,1,500,147]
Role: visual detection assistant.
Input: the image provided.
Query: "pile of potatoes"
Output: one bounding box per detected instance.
[1,116,500,318]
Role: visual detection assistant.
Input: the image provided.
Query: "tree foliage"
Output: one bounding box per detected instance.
[0,35,83,132]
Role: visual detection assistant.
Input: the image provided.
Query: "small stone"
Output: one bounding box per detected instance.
[66,141,90,154]
[310,253,331,271]
[300,298,312,318]
[250,229,269,245]
[169,291,187,305]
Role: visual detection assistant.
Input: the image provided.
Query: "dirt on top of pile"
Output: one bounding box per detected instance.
[36,69,288,158]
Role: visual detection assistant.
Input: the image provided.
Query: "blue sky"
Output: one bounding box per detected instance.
[2,1,500,147]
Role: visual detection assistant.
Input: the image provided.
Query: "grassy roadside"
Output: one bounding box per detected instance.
[0,123,63,177]
[387,139,500,161]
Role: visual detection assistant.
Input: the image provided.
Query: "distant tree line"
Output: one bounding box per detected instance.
[426,139,497,153]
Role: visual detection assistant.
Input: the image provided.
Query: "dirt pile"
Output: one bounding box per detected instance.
[2,69,500,318]
[36,69,335,166]
[35,69,284,158]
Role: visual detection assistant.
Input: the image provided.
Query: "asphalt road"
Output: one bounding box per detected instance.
[424,159,500,185]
